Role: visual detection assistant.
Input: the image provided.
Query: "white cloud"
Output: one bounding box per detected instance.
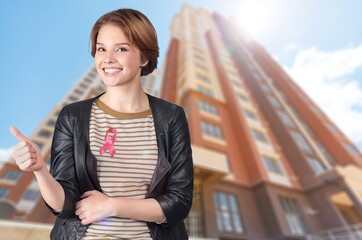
[283,43,303,53]
[0,147,13,162]
[284,43,362,149]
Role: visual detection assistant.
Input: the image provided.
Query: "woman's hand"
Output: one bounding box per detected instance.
[10,126,45,172]
[75,190,114,225]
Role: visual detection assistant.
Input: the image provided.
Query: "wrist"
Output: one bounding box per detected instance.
[108,197,119,217]
[109,197,124,217]
[33,165,47,175]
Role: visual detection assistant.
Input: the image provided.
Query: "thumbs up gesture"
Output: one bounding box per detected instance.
[9,126,45,172]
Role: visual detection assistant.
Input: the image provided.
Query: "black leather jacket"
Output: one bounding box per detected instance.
[47,94,194,240]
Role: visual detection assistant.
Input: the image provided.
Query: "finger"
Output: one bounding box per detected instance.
[14,140,28,150]
[19,159,36,171]
[81,191,94,198]
[9,126,30,142]
[76,201,83,211]
[12,142,30,158]
[13,144,35,159]
[81,215,92,225]
[79,212,87,220]
[75,208,81,216]
[15,152,37,165]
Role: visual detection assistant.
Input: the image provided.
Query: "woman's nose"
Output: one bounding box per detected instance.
[104,52,115,63]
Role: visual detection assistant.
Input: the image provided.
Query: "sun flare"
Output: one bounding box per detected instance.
[233,1,273,37]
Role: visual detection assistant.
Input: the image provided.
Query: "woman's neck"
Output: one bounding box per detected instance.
[99,87,149,113]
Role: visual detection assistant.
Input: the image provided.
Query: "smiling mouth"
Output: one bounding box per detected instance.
[103,68,123,74]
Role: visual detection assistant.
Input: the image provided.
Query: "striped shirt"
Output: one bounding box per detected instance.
[82,99,157,240]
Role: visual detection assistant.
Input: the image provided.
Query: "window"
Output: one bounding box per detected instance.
[251,129,269,144]
[252,72,262,80]
[197,85,214,97]
[268,95,282,108]
[22,190,41,201]
[195,62,207,71]
[232,81,242,88]
[277,110,296,128]
[3,170,23,181]
[193,46,203,54]
[74,89,84,95]
[79,82,88,89]
[307,157,326,175]
[33,140,45,150]
[84,77,92,83]
[344,143,360,156]
[262,155,284,175]
[300,122,315,137]
[214,192,243,233]
[68,95,78,102]
[237,93,249,103]
[243,109,258,121]
[196,73,210,83]
[88,71,96,78]
[315,142,335,164]
[194,53,205,61]
[0,188,9,199]
[261,84,271,93]
[198,101,218,115]
[312,107,323,115]
[201,122,223,139]
[290,131,313,154]
[47,119,56,127]
[38,129,52,138]
[279,196,308,235]
[326,123,339,133]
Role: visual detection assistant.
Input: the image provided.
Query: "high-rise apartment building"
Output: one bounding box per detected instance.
[161,5,362,239]
[0,67,159,223]
[2,4,362,240]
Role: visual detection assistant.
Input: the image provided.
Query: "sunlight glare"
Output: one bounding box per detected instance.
[234,1,273,37]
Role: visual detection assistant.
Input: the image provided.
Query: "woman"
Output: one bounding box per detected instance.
[10,8,193,240]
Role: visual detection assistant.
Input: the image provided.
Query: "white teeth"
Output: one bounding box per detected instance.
[104,68,121,73]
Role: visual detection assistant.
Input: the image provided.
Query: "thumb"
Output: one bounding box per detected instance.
[9,126,30,142]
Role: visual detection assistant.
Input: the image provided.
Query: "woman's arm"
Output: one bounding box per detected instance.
[153,107,194,226]
[75,190,165,225]
[10,126,65,212]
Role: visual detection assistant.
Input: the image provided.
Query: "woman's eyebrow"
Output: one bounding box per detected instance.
[96,42,131,46]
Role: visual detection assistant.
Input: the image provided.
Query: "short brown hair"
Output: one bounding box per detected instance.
[90,8,159,76]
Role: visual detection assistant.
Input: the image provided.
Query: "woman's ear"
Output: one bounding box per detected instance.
[140,60,149,67]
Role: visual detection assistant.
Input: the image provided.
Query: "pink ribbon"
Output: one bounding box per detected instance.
[99,128,117,157]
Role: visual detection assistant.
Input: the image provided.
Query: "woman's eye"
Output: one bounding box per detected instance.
[117,47,128,52]
[97,47,106,52]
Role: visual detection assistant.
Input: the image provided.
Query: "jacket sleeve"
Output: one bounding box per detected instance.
[47,107,80,220]
[154,107,194,226]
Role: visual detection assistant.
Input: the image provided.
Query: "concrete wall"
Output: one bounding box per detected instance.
[0,220,51,240]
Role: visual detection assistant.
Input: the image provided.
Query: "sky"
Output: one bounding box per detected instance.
[1,0,362,161]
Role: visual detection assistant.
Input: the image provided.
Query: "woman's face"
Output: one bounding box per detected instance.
[94,24,147,88]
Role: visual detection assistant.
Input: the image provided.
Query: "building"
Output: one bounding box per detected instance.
[160,4,362,240]
[2,4,362,239]
[0,68,159,224]
[141,69,161,97]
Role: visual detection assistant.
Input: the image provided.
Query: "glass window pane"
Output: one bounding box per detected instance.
[279,196,307,235]
[0,188,9,199]
[232,214,243,233]
[222,212,232,232]
[290,131,313,153]
[214,192,244,234]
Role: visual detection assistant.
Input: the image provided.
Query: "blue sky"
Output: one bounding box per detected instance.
[1,0,362,160]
